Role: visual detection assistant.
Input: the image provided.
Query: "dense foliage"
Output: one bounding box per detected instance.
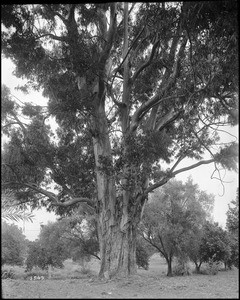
[226,188,239,268]
[199,222,232,265]
[1,2,238,278]
[2,221,27,266]
[25,240,65,271]
[226,188,239,236]
[140,177,214,276]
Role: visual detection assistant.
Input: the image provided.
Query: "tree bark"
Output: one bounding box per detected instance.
[98,218,137,278]
[92,95,140,279]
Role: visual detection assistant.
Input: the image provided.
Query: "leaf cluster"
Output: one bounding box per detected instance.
[214,143,238,171]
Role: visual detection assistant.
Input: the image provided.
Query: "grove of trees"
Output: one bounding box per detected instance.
[2,185,238,277]
[140,181,238,275]
[139,177,214,275]
[1,2,238,278]
[225,188,239,268]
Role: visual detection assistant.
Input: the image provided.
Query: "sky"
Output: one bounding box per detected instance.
[1,57,239,241]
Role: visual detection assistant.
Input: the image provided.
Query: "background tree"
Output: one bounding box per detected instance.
[2,221,27,266]
[199,221,232,266]
[226,188,239,236]
[54,214,100,262]
[1,2,238,278]
[25,240,65,271]
[25,222,70,271]
[226,188,239,268]
[139,177,214,276]
[184,228,205,273]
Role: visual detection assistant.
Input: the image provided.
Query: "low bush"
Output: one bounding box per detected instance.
[2,264,27,280]
[201,260,220,275]
[69,267,93,279]
[24,270,48,280]
[2,269,15,279]
[173,262,191,276]
[80,266,92,275]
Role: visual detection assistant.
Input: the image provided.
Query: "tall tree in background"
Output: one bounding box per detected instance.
[1,2,238,278]
[226,188,239,236]
[226,188,239,268]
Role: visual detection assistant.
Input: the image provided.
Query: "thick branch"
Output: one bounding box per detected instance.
[172,159,215,177]
[3,181,94,209]
[130,36,187,133]
[130,95,180,133]
[145,158,215,195]
[169,154,187,174]
[131,38,160,83]
[20,183,59,202]
[66,4,77,23]
[155,107,182,131]
[144,177,170,195]
[44,5,68,26]
[2,122,26,129]
[51,197,94,209]
[10,111,28,134]
[99,3,117,70]
[36,33,68,42]
[110,24,147,86]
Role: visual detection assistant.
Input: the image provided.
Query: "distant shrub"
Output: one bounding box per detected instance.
[69,267,93,279]
[201,260,220,275]
[80,266,92,275]
[173,258,191,276]
[24,270,48,280]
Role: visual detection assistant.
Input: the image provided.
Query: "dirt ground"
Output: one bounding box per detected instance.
[2,255,239,299]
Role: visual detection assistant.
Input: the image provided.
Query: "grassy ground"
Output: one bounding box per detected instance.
[2,255,239,299]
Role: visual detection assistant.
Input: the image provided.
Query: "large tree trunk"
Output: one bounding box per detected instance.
[92,98,141,279]
[97,218,137,278]
[90,3,145,279]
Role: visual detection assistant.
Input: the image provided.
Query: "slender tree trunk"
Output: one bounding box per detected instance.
[167,258,173,276]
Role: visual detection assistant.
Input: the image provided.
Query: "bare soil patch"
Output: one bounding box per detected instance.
[2,255,239,299]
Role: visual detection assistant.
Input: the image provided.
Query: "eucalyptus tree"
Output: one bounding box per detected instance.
[1,2,238,278]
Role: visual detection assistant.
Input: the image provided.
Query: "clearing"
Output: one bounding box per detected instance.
[2,254,239,299]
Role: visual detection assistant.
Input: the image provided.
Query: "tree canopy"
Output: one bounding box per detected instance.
[226,188,239,236]
[139,177,214,276]
[2,221,27,266]
[1,2,238,278]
